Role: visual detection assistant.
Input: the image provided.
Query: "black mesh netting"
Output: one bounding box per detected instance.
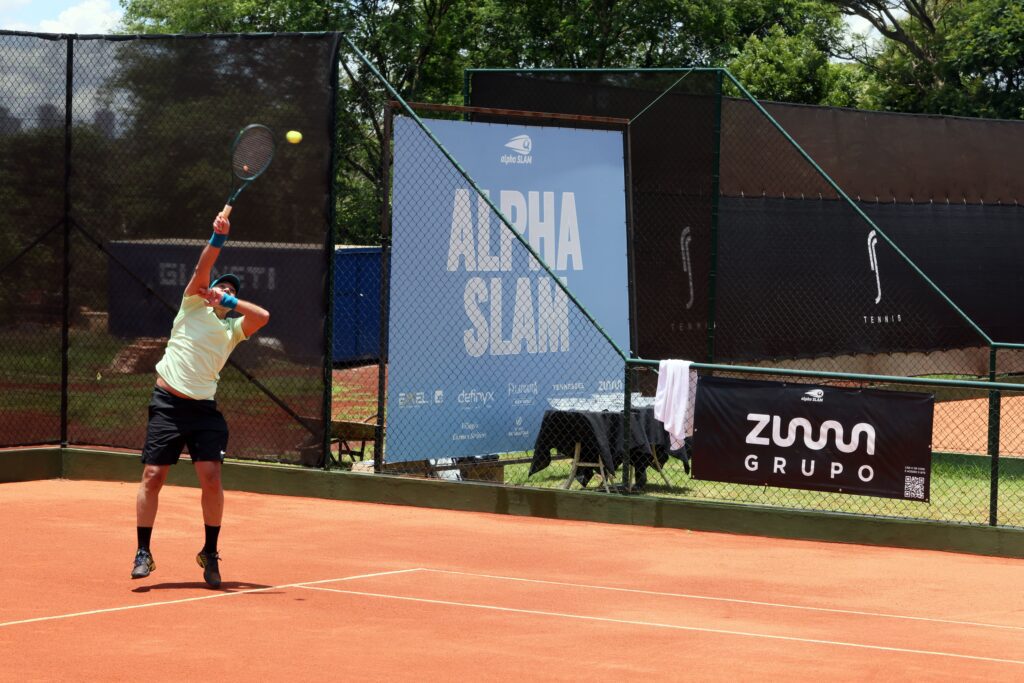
[0,34,67,447]
[462,69,1024,526]
[0,32,340,462]
[469,70,1002,377]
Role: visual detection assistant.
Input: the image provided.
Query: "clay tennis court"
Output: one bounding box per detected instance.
[2,479,1024,680]
[933,395,1024,456]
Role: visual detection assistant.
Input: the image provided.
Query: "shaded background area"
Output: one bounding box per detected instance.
[0,34,70,448]
[0,32,340,461]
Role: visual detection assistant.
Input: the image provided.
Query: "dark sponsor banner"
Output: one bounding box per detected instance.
[692,376,934,500]
[106,240,327,362]
[714,197,995,361]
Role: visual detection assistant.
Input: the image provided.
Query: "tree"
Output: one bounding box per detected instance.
[115,0,879,241]
[943,0,1024,118]
[119,0,344,33]
[830,0,948,66]
[724,2,869,106]
[728,25,833,104]
[831,0,1024,118]
[119,0,478,243]
[465,0,732,68]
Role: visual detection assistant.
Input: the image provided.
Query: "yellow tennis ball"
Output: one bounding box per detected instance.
[286,130,302,144]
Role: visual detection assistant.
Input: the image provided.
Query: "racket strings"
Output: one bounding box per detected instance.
[233,128,274,180]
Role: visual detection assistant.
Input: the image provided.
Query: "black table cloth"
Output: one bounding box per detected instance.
[530,406,689,480]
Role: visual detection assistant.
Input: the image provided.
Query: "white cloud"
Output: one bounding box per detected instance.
[0,0,30,30]
[0,0,30,12]
[844,14,881,43]
[38,0,122,34]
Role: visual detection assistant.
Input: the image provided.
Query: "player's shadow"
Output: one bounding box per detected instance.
[132,581,275,593]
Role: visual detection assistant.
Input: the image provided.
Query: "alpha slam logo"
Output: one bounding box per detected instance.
[801,389,824,403]
[501,135,533,165]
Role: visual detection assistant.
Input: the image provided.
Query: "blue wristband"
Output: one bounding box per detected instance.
[209,232,228,248]
[219,293,238,309]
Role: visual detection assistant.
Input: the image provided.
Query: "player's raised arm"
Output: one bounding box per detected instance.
[185,212,231,297]
[198,285,270,338]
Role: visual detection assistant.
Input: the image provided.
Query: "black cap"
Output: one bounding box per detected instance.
[210,273,241,294]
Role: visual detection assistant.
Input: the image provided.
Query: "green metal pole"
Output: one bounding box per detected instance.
[988,346,1001,526]
[626,356,1024,393]
[374,105,394,475]
[622,363,633,492]
[322,33,342,470]
[706,70,723,363]
[60,37,73,447]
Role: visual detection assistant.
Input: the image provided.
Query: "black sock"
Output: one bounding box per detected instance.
[203,525,220,554]
[137,526,153,551]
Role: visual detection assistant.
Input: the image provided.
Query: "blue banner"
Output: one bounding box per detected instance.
[387,116,628,462]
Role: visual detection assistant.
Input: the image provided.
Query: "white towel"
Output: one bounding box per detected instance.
[653,359,696,450]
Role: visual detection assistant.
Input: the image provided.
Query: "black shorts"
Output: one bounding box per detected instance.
[141,386,229,465]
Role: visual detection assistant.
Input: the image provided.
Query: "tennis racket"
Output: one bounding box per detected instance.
[222,123,275,217]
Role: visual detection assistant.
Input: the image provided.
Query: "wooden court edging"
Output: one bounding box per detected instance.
[4,447,1024,559]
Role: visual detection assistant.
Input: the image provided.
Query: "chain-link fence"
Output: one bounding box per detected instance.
[6,38,1024,531]
[618,361,1024,528]
[352,66,1022,528]
[0,31,340,462]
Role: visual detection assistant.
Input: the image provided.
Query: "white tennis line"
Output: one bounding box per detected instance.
[420,568,1024,633]
[298,585,1024,666]
[0,568,424,629]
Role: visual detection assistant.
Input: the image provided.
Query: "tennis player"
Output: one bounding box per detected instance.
[131,211,270,587]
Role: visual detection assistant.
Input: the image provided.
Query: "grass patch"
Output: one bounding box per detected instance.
[495,450,1024,527]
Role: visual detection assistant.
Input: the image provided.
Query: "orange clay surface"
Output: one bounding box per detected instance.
[3,478,1024,681]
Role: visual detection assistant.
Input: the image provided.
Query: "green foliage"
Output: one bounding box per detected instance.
[728,25,832,104]
[109,0,1023,246]
[117,0,865,242]
[120,0,344,33]
[334,2,478,242]
[466,0,732,68]
[821,62,869,108]
[944,0,1024,118]
[725,2,867,106]
[840,0,1024,118]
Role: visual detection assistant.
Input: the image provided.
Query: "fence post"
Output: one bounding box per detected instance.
[322,34,342,470]
[624,122,638,358]
[60,37,74,448]
[622,362,632,492]
[374,105,394,475]
[706,69,723,363]
[988,345,1000,526]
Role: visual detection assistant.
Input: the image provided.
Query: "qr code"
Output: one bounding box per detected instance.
[904,476,926,500]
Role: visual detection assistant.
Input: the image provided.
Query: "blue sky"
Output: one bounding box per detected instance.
[0,0,123,33]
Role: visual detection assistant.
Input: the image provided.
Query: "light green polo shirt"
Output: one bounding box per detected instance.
[155,294,248,400]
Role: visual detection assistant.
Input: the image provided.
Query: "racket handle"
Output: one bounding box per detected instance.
[221,204,234,217]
